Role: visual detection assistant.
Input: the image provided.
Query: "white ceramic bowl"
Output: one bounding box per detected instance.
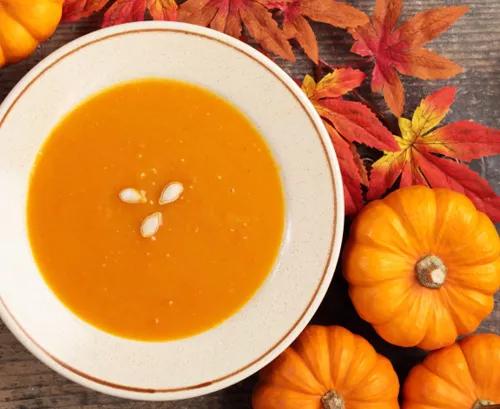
[0,22,344,400]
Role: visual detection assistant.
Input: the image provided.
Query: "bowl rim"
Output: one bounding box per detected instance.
[0,21,345,400]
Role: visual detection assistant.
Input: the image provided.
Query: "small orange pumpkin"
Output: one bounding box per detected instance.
[344,186,500,350]
[252,325,399,409]
[403,333,500,409]
[0,0,63,67]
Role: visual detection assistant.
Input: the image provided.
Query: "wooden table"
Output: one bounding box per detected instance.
[1,1,499,408]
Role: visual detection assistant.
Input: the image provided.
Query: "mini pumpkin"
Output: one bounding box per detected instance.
[252,325,399,409]
[403,333,500,409]
[343,186,500,350]
[0,0,63,67]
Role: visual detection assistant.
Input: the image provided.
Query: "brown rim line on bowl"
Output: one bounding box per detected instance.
[0,21,344,400]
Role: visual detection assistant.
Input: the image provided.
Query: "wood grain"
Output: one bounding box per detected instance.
[1,0,499,407]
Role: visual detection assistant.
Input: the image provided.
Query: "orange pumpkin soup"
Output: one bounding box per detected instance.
[27,79,284,341]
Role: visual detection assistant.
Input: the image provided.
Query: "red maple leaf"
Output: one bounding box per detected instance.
[104,0,177,25]
[102,0,147,25]
[368,87,500,221]
[302,69,398,214]
[62,0,109,21]
[178,0,294,61]
[62,0,177,25]
[350,0,468,116]
[263,0,368,63]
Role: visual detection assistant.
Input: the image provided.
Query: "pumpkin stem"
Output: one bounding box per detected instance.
[415,255,447,289]
[472,400,499,409]
[321,390,345,409]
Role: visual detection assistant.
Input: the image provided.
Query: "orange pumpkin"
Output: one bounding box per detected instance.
[403,333,500,409]
[0,0,63,67]
[252,325,399,409]
[344,186,500,350]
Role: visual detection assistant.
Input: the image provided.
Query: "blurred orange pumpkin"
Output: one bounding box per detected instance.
[403,333,500,409]
[253,325,399,409]
[0,0,63,67]
[344,186,500,350]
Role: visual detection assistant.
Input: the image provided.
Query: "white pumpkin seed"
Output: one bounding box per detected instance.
[119,188,146,204]
[140,212,163,238]
[159,182,184,205]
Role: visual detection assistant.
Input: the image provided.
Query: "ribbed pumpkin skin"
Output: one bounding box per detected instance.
[252,325,400,409]
[0,0,63,66]
[403,333,500,409]
[344,186,500,350]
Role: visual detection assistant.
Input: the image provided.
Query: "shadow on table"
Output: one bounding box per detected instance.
[312,265,427,383]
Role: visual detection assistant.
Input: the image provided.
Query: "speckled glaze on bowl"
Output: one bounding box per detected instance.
[0,22,344,400]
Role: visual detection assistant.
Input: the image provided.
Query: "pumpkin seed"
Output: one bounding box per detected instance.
[159,182,184,205]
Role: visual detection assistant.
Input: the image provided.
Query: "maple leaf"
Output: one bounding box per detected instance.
[350,0,469,116]
[62,0,109,22]
[148,0,177,20]
[103,0,177,25]
[102,0,147,25]
[62,0,177,25]
[302,69,398,214]
[177,0,294,61]
[263,0,368,63]
[368,87,500,222]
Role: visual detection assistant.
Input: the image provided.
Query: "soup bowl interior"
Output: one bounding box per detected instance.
[0,22,344,400]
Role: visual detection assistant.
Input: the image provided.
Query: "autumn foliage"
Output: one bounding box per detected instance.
[369,87,500,220]
[63,0,177,25]
[264,0,368,63]
[178,0,295,61]
[59,0,500,221]
[62,0,369,61]
[302,68,397,214]
[351,0,468,116]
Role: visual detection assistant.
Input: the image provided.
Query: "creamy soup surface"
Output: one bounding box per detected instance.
[28,79,285,341]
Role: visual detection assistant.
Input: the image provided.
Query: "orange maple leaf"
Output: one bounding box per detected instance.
[264,0,368,63]
[148,0,177,20]
[350,0,468,116]
[102,0,147,25]
[368,87,500,221]
[62,0,109,21]
[104,0,177,25]
[62,0,177,25]
[302,68,398,214]
[178,0,294,61]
